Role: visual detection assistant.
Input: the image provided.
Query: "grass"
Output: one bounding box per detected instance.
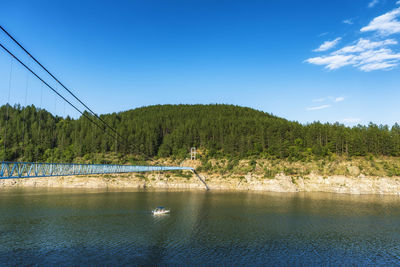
[73,153,400,180]
[135,174,146,179]
[193,155,400,179]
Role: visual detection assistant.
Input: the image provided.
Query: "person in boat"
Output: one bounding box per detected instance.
[153,206,169,214]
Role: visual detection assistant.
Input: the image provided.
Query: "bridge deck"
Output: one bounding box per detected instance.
[0,161,194,179]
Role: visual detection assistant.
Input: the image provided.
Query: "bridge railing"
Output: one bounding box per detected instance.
[0,161,194,179]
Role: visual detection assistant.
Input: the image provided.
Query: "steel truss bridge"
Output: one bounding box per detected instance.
[0,161,194,179]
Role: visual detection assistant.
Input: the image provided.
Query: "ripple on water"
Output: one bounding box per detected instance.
[1,189,400,265]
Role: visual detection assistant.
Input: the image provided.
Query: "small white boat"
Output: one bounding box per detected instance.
[152,206,170,215]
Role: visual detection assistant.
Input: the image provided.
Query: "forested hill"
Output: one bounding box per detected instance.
[0,104,399,162]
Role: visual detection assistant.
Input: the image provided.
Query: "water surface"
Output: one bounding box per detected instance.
[1,188,400,266]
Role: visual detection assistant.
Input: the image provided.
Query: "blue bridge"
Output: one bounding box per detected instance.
[0,161,194,179]
[0,161,209,190]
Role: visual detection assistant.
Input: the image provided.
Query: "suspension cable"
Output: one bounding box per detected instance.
[53,94,57,152]
[0,42,118,143]
[36,84,43,162]
[0,28,154,163]
[0,25,123,141]
[62,102,66,159]
[22,71,29,159]
[3,59,13,161]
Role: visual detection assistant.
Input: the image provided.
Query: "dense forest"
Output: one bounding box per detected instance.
[0,104,400,163]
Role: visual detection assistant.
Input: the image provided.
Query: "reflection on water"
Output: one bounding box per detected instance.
[1,188,400,265]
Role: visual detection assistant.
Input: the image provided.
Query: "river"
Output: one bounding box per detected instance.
[1,188,400,266]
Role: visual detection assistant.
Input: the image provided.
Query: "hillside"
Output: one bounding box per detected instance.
[0,104,400,163]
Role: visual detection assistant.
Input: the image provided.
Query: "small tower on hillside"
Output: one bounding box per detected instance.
[190,147,197,160]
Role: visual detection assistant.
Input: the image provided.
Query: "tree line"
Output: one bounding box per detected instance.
[1,104,399,162]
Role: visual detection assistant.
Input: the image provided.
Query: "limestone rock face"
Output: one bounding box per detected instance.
[2,173,400,195]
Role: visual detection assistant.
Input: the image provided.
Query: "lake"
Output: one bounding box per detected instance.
[1,188,400,266]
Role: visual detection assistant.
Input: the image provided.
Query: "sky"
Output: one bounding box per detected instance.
[0,0,400,126]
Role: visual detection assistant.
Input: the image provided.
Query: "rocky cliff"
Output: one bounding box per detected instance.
[2,172,400,195]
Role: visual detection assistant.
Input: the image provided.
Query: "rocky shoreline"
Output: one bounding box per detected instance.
[2,172,400,195]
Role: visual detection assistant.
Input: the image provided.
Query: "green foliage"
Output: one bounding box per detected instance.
[263,168,278,179]
[170,170,192,179]
[135,174,146,179]
[1,104,400,163]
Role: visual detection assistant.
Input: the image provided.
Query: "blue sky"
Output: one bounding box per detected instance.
[0,0,400,126]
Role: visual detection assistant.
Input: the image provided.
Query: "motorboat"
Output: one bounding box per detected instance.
[152,206,170,215]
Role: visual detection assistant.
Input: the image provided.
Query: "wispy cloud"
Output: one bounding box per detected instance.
[334,38,397,53]
[306,38,400,71]
[307,104,331,111]
[340,117,361,124]
[312,97,327,102]
[361,7,400,35]
[308,96,345,111]
[343,19,353,25]
[313,96,345,103]
[313,37,342,52]
[307,3,400,72]
[306,54,353,70]
[368,0,379,8]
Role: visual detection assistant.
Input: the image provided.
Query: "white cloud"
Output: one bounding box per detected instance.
[343,19,353,25]
[313,37,342,52]
[368,0,379,8]
[312,98,327,102]
[341,118,361,124]
[307,105,331,111]
[334,38,397,54]
[313,96,345,103]
[397,0,400,5]
[306,54,354,70]
[359,61,397,71]
[306,38,400,71]
[361,7,400,35]
[307,97,344,112]
[357,47,400,62]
